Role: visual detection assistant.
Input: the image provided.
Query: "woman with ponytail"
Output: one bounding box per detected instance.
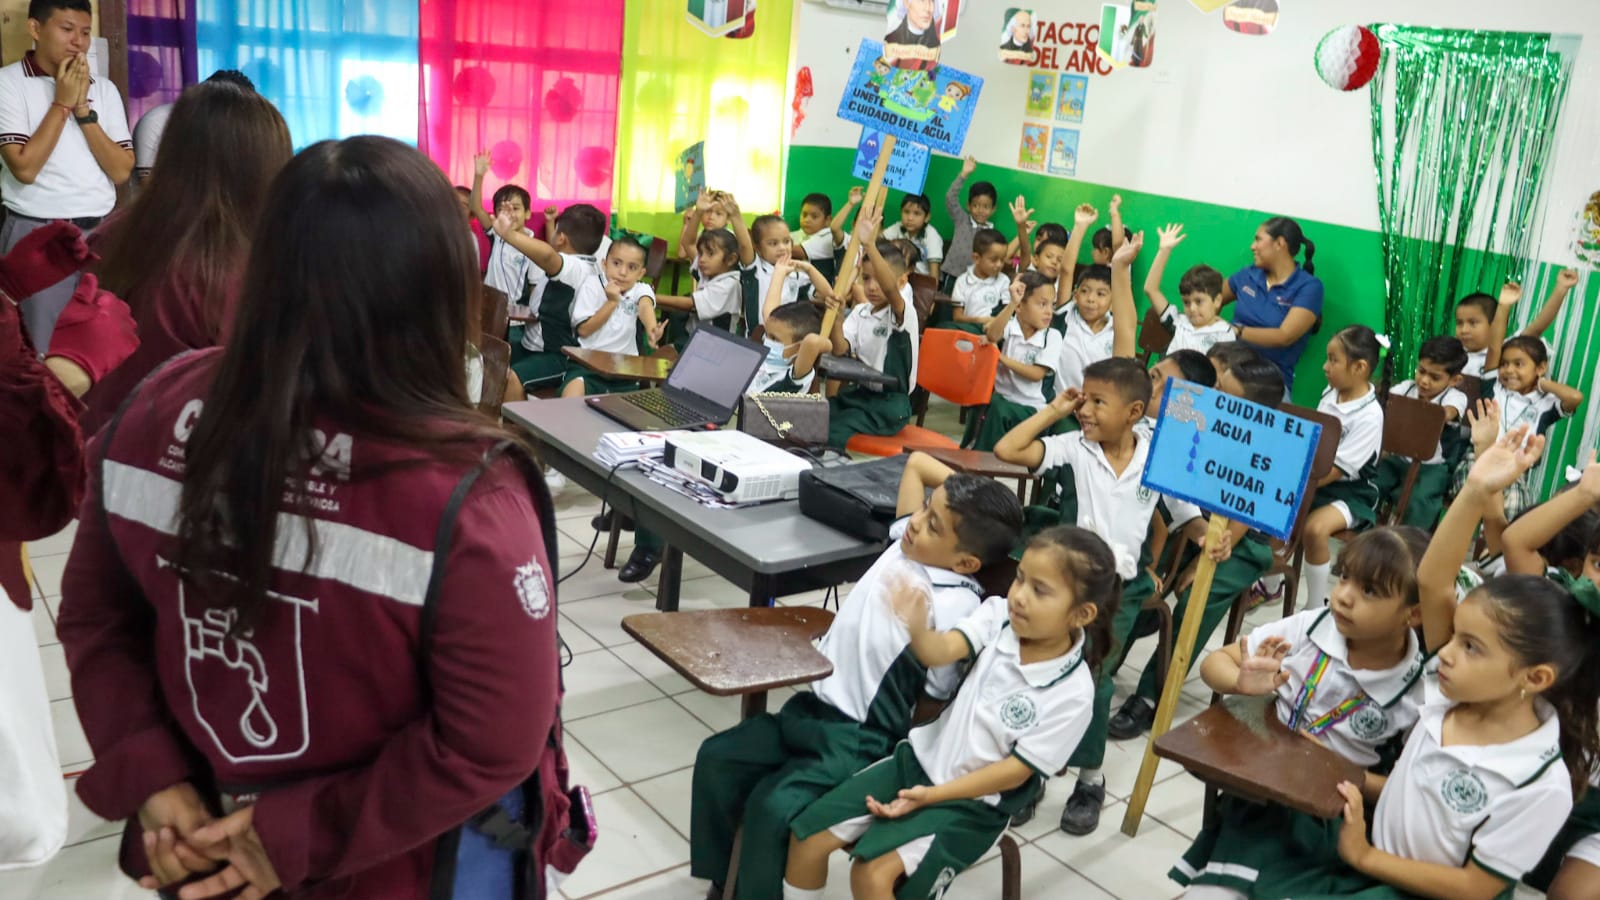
[1221,215,1324,397]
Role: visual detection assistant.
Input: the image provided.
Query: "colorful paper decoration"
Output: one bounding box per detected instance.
[1315,25,1381,91]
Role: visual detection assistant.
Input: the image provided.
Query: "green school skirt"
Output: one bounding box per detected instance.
[790,741,1030,900]
[558,362,638,396]
[1524,783,1600,891]
[1309,477,1380,530]
[509,342,566,388]
[827,387,913,448]
[1371,456,1451,530]
[1069,568,1156,771]
[946,320,986,335]
[963,394,1044,451]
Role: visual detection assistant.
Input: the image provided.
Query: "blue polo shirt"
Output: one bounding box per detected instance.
[1228,265,1324,388]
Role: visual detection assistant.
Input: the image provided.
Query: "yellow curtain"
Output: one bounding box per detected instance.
[615,0,794,240]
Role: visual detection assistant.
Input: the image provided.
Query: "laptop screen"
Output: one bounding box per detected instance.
[665,326,767,411]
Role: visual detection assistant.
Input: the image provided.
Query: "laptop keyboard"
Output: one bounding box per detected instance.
[622,390,704,425]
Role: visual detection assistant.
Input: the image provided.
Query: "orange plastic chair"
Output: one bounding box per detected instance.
[845,329,999,457]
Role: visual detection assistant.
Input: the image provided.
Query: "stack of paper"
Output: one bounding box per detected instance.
[594,431,669,468]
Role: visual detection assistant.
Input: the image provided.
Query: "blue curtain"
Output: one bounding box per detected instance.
[194,0,420,148]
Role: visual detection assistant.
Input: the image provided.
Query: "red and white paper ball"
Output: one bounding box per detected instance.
[1315,25,1381,92]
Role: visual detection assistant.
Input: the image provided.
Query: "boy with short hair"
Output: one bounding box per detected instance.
[1205,340,1260,383]
[470,151,538,303]
[796,189,854,279]
[825,209,920,448]
[1144,223,1233,354]
[949,228,1010,331]
[882,192,944,281]
[1371,335,1470,528]
[940,154,999,287]
[559,237,665,398]
[497,201,607,390]
[689,458,1024,900]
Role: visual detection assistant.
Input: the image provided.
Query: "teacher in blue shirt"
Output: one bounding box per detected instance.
[1220,216,1323,396]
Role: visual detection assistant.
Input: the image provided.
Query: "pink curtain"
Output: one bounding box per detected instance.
[419,0,623,219]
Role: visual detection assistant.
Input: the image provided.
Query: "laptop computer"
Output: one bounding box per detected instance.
[587,325,767,431]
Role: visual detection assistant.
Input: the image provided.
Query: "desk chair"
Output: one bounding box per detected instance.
[482,285,510,342]
[844,329,998,457]
[1136,306,1174,367]
[477,335,511,417]
[1369,395,1448,527]
[644,234,669,282]
[1457,373,1483,410]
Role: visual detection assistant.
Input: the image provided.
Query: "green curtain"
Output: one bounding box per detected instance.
[615,0,795,241]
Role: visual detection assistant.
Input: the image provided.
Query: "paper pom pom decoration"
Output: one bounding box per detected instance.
[343,75,384,114]
[489,140,522,179]
[575,146,613,187]
[544,77,582,123]
[453,66,496,108]
[1315,25,1381,92]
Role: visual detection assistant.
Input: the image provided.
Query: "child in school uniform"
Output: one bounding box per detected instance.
[559,237,665,398]
[498,202,608,389]
[1454,271,1580,379]
[941,155,999,288]
[655,229,746,335]
[1461,336,1584,520]
[1171,527,1436,899]
[1144,224,1234,354]
[993,356,1163,834]
[677,187,742,269]
[949,228,1011,332]
[688,460,1024,900]
[1232,432,1600,900]
[1024,225,1070,282]
[882,193,944,281]
[825,221,921,449]
[746,215,833,331]
[796,189,855,279]
[782,526,1121,900]
[1371,336,1470,529]
[468,151,539,305]
[965,271,1062,451]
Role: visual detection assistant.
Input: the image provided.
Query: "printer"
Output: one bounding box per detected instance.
[663,431,814,504]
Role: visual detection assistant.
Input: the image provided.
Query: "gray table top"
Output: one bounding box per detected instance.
[503,399,884,575]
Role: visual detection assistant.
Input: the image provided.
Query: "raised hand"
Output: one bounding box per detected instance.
[1156,223,1186,251]
[473,150,491,177]
[847,185,865,205]
[1111,230,1144,266]
[1010,196,1034,227]
[544,205,559,220]
[1109,194,1123,214]
[1235,635,1291,696]
[1048,386,1084,416]
[854,201,883,242]
[1558,268,1581,290]
[694,189,714,215]
[1466,398,1501,453]
[960,155,978,178]
[1576,450,1600,502]
[1497,281,1522,307]
[1466,424,1544,494]
[1008,277,1028,306]
[1073,203,1099,228]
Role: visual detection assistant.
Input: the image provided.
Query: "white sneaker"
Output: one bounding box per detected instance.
[544,468,567,495]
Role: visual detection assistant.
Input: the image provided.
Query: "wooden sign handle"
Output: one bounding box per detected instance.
[821,134,896,339]
[1122,513,1233,836]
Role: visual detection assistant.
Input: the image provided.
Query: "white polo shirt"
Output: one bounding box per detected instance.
[1056,302,1116,393]
[882,222,944,275]
[1245,608,1427,768]
[520,253,597,352]
[1389,380,1467,464]
[692,270,742,324]
[814,518,984,715]
[572,275,654,355]
[1462,348,1488,378]
[1372,698,1570,882]
[748,345,816,395]
[748,257,807,311]
[131,100,172,176]
[1498,385,1569,438]
[1033,431,1159,579]
[952,269,1009,320]
[798,228,839,263]
[908,596,1095,801]
[0,53,132,218]
[1318,386,1384,480]
[994,319,1061,409]
[485,227,536,301]
[1160,306,1233,355]
[844,297,920,393]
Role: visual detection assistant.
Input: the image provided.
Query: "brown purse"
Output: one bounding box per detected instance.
[737,392,830,446]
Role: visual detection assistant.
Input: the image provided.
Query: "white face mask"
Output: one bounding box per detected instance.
[762,336,794,367]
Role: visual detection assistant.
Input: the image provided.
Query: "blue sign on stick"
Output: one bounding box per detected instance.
[1142,381,1321,542]
[852,128,932,195]
[837,39,984,156]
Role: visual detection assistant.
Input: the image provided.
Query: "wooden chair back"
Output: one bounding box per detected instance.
[1377,394,1447,525]
[481,285,510,341]
[644,234,669,280]
[1457,374,1483,410]
[1279,403,1343,548]
[1136,306,1174,366]
[907,272,939,294]
[477,335,511,417]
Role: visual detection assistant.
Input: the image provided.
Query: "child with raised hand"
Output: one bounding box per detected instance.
[559,237,664,398]
[746,214,833,330]
[941,154,999,287]
[1051,216,1120,394]
[1296,325,1390,611]
[1027,224,1070,281]
[949,228,1011,332]
[1171,526,1434,898]
[470,150,540,304]
[690,458,1023,900]
[783,525,1119,900]
[882,193,944,280]
[1500,450,1600,586]
[497,201,608,403]
[1005,195,1037,271]
[753,258,834,394]
[1371,336,1471,529]
[654,229,745,335]
[1290,425,1600,900]
[825,205,921,449]
[965,271,1062,451]
[677,187,736,266]
[1144,224,1233,354]
[1052,202,1098,323]
[796,189,850,267]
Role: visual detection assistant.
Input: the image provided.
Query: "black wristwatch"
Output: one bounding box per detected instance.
[74,109,98,126]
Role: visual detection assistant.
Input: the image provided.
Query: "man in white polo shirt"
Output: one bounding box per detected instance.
[0,0,134,352]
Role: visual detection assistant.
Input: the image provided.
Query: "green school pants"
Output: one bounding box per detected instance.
[1068,569,1155,771]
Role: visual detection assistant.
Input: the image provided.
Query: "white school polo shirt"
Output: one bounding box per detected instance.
[486,228,536,300]
[130,100,172,176]
[0,53,132,219]
[749,257,807,311]
[1462,348,1488,378]
[1498,386,1569,438]
[1318,386,1384,480]
[908,596,1094,801]
[572,275,654,355]
[1390,380,1467,464]
[798,228,838,263]
[882,222,944,275]
[952,269,1010,320]
[1246,608,1427,768]
[1372,698,1570,882]
[1056,302,1116,393]
[692,270,743,324]
[813,518,983,714]
[994,319,1061,408]
[1033,431,1159,579]
[1159,306,1234,355]
[844,297,920,393]
[520,252,596,352]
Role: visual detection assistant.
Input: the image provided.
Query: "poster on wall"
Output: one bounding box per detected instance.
[1025,71,1056,117]
[838,39,984,156]
[852,128,933,195]
[1222,0,1279,36]
[1048,127,1079,176]
[999,8,1036,64]
[1019,123,1048,172]
[1577,190,1600,269]
[884,0,963,71]
[1097,0,1157,69]
[687,0,756,38]
[1187,0,1235,9]
[675,141,706,213]
[1056,74,1087,121]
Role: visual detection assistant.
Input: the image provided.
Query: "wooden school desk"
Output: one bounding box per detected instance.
[560,346,679,385]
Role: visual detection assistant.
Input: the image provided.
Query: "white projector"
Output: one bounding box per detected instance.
[663,431,813,504]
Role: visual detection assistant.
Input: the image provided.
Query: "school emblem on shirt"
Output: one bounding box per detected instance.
[515,558,551,620]
[873,324,891,338]
[1348,704,1387,741]
[1136,485,1153,505]
[1440,768,1488,815]
[999,693,1039,730]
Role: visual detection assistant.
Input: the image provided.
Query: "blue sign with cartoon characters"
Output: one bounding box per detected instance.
[838,39,984,156]
[1142,380,1321,541]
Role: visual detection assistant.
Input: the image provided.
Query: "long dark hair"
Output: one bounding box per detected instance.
[1262,215,1316,276]
[95,81,291,341]
[1331,324,1393,400]
[1027,526,1123,672]
[175,137,508,633]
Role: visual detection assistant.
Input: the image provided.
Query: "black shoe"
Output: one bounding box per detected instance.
[704,883,724,900]
[590,510,635,533]
[618,546,661,583]
[1059,779,1106,836]
[1107,695,1157,741]
[1009,790,1042,827]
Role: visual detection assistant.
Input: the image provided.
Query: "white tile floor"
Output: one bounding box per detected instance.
[3,479,1549,900]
